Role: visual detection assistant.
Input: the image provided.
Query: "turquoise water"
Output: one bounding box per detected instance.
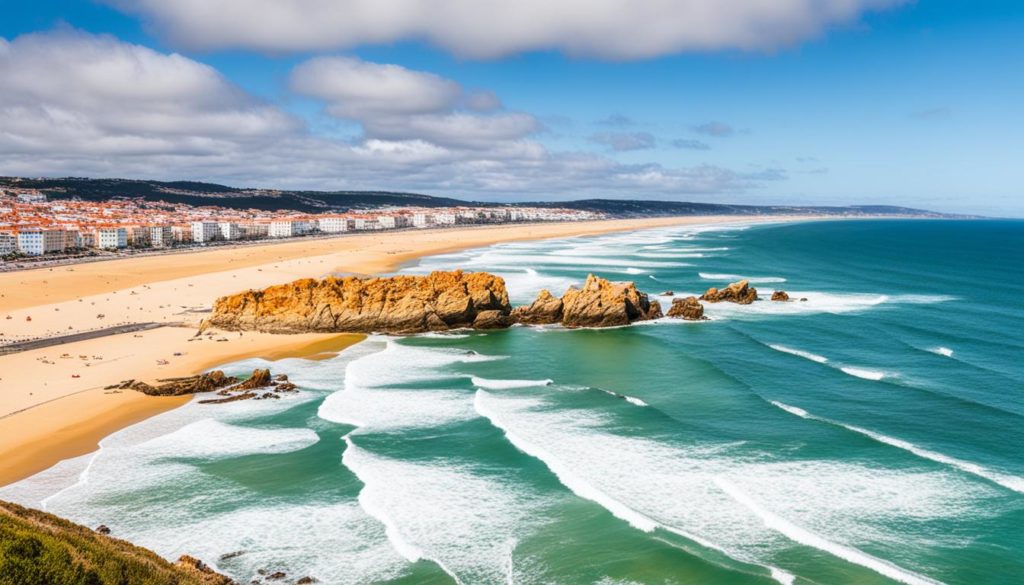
[5,219,1022,584]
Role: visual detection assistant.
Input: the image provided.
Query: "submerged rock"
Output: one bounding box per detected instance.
[666,296,707,320]
[516,274,662,328]
[770,290,791,301]
[205,270,512,334]
[700,279,758,304]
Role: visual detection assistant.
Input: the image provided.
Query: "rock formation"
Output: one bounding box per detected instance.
[700,279,758,304]
[205,270,511,334]
[514,274,662,328]
[666,296,707,320]
[107,370,237,396]
[770,290,791,301]
[107,368,297,405]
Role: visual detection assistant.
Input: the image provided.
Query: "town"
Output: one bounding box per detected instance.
[0,187,603,262]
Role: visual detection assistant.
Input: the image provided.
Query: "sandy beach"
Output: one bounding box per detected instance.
[0,215,812,486]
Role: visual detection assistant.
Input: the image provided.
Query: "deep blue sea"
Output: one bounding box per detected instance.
[5,219,1022,585]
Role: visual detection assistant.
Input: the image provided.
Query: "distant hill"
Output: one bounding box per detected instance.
[0,176,951,217]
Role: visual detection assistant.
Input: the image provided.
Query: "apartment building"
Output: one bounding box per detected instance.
[191,221,221,243]
[17,229,66,255]
[318,217,350,233]
[269,220,313,238]
[0,233,16,255]
[218,222,241,241]
[149,226,174,248]
[95,227,128,249]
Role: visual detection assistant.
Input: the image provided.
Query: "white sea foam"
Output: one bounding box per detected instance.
[465,252,680,269]
[770,401,1024,494]
[320,386,476,430]
[699,273,787,284]
[141,419,319,460]
[713,477,945,585]
[840,366,888,381]
[623,396,649,407]
[768,344,829,364]
[477,390,982,584]
[698,291,954,321]
[343,437,544,584]
[417,332,471,339]
[930,346,955,357]
[471,376,553,390]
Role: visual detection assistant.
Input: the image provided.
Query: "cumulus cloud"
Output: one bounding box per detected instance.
[290,56,538,148]
[692,121,735,137]
[672,138,711,150]
[0,30,786,200]
[590,131,656,151]
[0,30,300,159]
[108,0,907,59]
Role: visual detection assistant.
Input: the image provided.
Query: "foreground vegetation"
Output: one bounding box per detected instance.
[0,500,230,585]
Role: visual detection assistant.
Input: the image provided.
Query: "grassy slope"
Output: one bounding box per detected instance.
[0,500,230,585]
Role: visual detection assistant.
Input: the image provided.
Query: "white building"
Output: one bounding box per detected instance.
[239,223,269,239]
[432,212,457,226]
[149,226,174,248]
[352,218,380,231]
[412,213,431,228]
[191,221,221,243]
[318,217,350,233]
[95,227,127,249]
[128,226,151,247]
[17,229,66,256]
[0,233,17,255]
[16,192,47,203]
[218,222,241,241]
[269,220,313,238]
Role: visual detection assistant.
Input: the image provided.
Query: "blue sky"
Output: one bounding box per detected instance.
[1,1,1021,215]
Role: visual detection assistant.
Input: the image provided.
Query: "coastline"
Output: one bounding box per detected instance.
[0,214,816,487]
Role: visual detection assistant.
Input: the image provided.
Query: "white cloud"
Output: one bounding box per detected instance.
[0,30,785,200]
[290,56,538,148]
[109,0,906,59]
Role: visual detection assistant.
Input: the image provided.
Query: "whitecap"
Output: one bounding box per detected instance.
[770,401,1024,495]
[470,376,554,390]
[342,437,546,584]
[699,273,787,284]
[929,346,954,357]
[840,366,888,381]
[768,344,828,364]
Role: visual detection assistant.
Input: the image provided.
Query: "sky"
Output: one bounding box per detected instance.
[0,1,1022,215]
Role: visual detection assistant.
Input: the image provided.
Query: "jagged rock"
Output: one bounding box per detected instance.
[510,289,563,324]
[770,290,791,302]
[107,370,237,397]
[296,578,319,585]
[175,555,233,585]
[274,374,289,382]
[661,291,674,296]
[205,270,512,334]
[198,391,257,405]
[666,296,707,320]
[219,550,246,561]
[516,274,662,328]
[276,382,298,392]
[472,309,512,329]
[235,368,272,391]
[700,280,758,304]
[95,524,110,535]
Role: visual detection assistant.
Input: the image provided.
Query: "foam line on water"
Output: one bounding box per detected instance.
[699,273,787,284]
[342,435,543,584]
[839,366,888,381]
[713,477,946,585]
[768,344,829,364]
[471,376,554,389]
[769,401,1024,494]
[929,346,954,357]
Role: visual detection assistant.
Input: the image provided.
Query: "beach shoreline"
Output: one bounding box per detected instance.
[0,214,821,487]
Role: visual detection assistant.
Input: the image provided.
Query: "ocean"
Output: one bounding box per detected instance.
[4,219,1022,585]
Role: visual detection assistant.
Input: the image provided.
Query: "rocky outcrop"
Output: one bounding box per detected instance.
[514,274,662,328]
[107,370,237,396]
[666,296,707,320]
[700,280,758,304]
[107,368,297,405]
[510,289,564,325]
[205,270,511,334]
[770,290,791,301]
